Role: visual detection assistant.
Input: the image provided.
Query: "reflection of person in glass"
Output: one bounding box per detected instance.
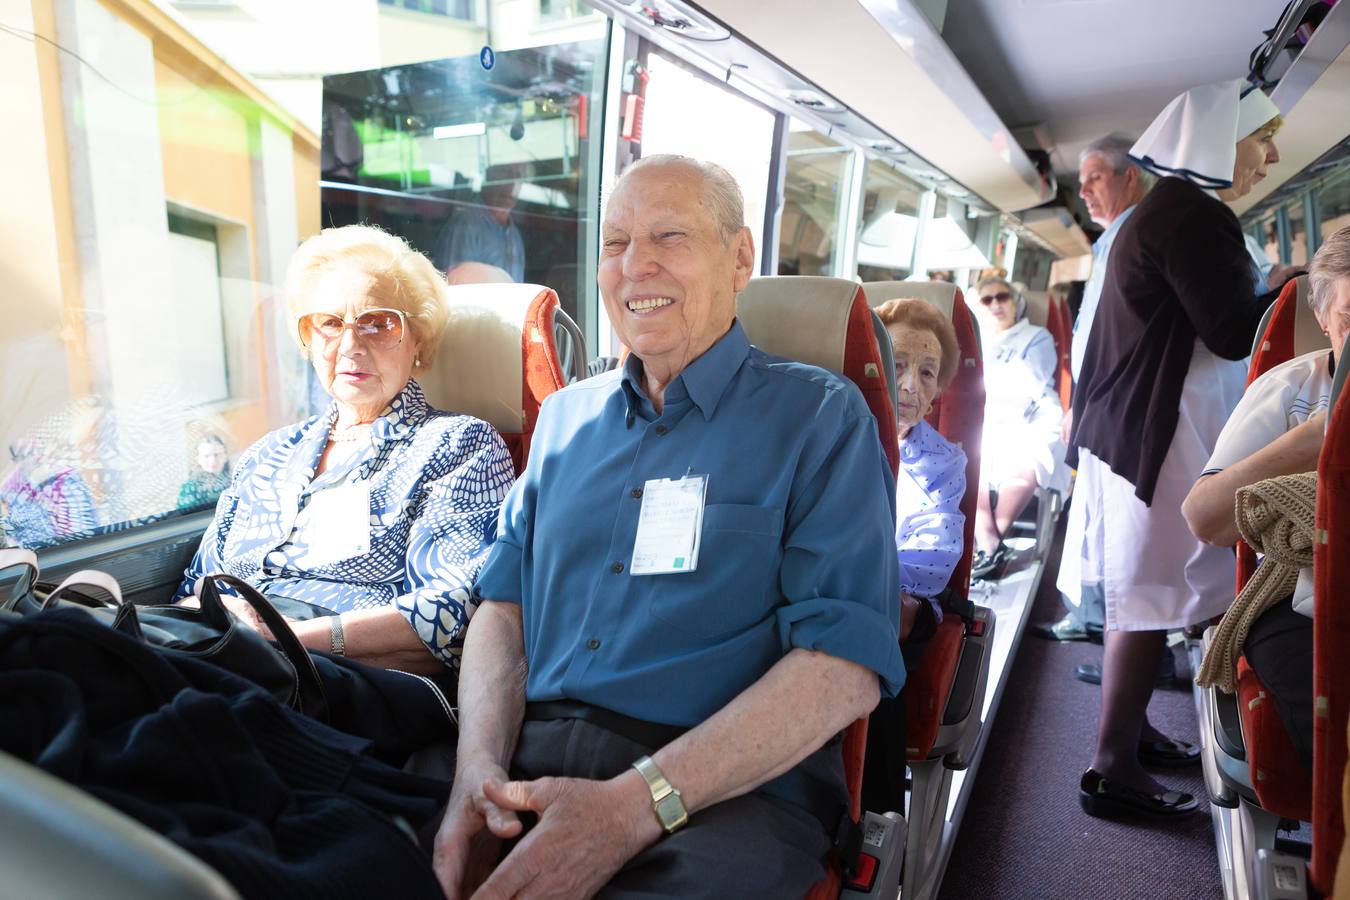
[0,437,99,548]
[176,225,514,675]
[434,163,527,282]
[177,432,232,512]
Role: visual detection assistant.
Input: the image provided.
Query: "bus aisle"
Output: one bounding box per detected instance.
[938,518,1220,900]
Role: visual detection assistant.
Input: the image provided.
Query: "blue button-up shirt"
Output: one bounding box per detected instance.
[896,420,967,618]
[474,320,904,726]
[1072,205,1136,383]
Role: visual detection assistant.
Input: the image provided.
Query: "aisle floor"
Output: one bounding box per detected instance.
[936,522,1223,900]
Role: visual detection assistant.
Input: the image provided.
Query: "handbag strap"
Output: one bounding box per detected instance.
[42,570,124,610]
[200,574,329,721]
[0,548,40,612]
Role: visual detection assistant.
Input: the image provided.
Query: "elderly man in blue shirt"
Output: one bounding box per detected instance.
[432,155,904,899]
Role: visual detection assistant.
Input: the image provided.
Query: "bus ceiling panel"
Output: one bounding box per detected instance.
[586,0,1031,212]
[689,0,1051,213]
[1016,207,1091,260]
[1230,0,1350,218]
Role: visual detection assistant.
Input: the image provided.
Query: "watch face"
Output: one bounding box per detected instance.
[654,793,688,830]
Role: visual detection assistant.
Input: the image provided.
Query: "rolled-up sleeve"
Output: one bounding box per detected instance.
[396,420,514,666]
[775,405,905,697]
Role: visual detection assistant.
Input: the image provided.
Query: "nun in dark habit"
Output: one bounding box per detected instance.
[1069,79,1283,820]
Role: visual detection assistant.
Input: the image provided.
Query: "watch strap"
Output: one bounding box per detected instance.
[329,615,346,656]
[632,755,687,833]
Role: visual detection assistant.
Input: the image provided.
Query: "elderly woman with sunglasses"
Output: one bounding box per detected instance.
[175,225,514,676]
[971,275,1063,578]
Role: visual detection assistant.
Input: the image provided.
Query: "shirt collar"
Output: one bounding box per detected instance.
[318,378,428,445]
[1093,204,1137,257]
[621,319,750,421]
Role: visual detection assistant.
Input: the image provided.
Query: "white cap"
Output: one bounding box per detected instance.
[1129,79,1280,189]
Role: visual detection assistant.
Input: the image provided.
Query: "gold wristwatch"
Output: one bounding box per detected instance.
[632,755,688,833]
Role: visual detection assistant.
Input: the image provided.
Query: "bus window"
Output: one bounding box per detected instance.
[637,50,778,274]
[319,28,610,355]
[1319,168,1350,242]
[856,158,925,282]
[3,0,612,552]
[778,122,852,277]
[1288,197,1309,266]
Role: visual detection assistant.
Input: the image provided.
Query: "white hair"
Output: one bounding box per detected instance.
[612,154,746,245]
[1080,134,1155,191]
[1310,224,1350,318]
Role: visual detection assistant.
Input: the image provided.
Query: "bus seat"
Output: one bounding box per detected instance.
[1228,274,1331,817]
[0,750,241,900]
[1311,332,1350,896]
[1196,276,1329,895]
[423,283,572,475]
[1049,295,1073,412]
[1248,276,1323,368]
[862,279,994,900]
[736,275,905,900]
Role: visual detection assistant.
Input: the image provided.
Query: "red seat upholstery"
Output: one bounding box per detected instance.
[860,280,985,760]
[1230,276,1324,819]
[1311,364,1350,894]
[734,276,898,900]
[424,283,569,475]
[1236,657,1312,821]
[1053,295,1073,412]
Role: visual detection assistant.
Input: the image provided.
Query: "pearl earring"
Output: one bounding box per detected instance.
[414,357,422,367]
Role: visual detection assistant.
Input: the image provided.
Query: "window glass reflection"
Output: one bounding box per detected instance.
[3,0,610,552]
[778,123,850,276]
[320,35,609,354]
[856,158,923,282]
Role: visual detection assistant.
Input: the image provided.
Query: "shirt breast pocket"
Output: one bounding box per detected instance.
[646,503,784,640]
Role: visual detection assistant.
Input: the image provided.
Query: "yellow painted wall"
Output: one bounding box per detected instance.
[154,59,257,237]
[295,135,322,241]
[1,0,77,440]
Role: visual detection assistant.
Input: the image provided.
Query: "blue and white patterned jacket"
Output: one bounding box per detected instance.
[176,379,514,667]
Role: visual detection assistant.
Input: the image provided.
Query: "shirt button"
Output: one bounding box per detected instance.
[654,424,668,435]
[611,561,624,573]
[631,487,643,499]
[586,637,601,650]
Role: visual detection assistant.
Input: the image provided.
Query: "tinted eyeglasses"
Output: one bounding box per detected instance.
[979,291,1013,305]
[296,308,407,351]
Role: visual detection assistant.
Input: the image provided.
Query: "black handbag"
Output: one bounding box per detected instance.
[0,551,328,720]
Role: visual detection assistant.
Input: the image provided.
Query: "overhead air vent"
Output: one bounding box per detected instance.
[785,89,844,114]
[620,0,730,41]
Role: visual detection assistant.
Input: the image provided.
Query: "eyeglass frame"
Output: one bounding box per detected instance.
[295,307,410,352]
[978,291,1014,305]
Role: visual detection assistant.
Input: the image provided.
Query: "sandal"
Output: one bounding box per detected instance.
[971,544,1006,581]
[1078,768,1199,821]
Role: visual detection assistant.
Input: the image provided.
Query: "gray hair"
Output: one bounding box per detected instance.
[614,154,746,245]
[1079,134,1155,191]
[1310,224,1350,318]
[975,274,1027,320]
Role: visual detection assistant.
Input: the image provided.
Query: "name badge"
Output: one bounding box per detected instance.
[630,474,707,575]
[298,482,371,565]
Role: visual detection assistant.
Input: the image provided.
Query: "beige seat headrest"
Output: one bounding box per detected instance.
[863,280,958,320]
[422,283,549,434]
[736,276,858,374]
[1293,276,1331,356]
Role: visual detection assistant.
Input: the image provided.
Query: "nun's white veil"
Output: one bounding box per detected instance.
[1129,79,1280,189]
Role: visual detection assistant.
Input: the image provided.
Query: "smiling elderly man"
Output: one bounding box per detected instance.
[431,155,903,899]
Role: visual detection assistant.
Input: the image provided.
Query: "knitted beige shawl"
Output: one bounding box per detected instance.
[1196,471,1318,694]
